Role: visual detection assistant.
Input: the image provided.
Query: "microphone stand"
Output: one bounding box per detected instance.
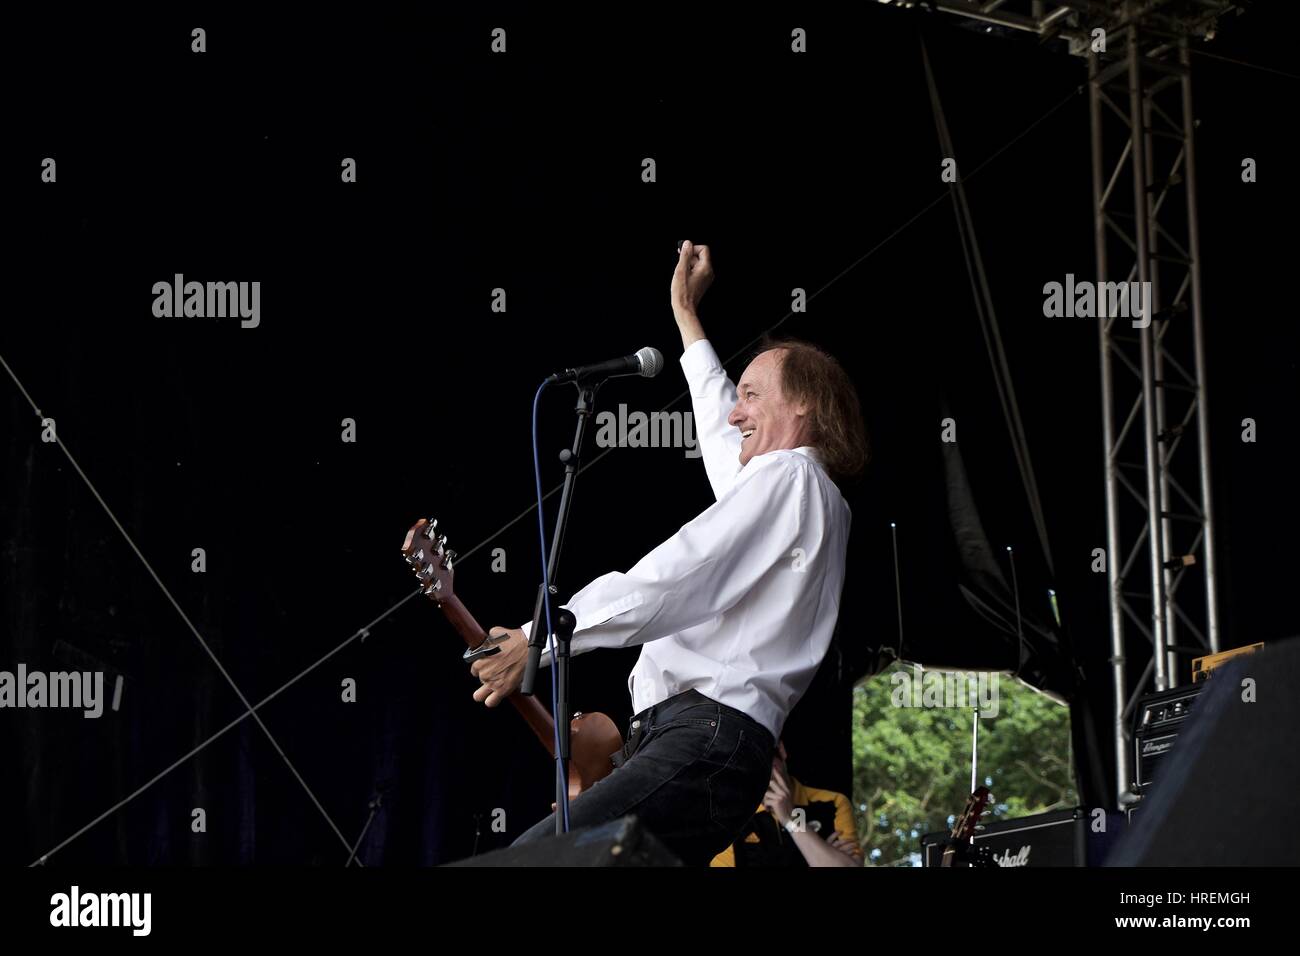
[521,379,600,835]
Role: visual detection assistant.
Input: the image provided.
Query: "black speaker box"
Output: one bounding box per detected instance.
[447,815,683,867]
[1108,638,1300,866]
[921,807,1124,866]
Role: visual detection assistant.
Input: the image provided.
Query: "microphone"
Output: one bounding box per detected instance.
[548,346,663,385]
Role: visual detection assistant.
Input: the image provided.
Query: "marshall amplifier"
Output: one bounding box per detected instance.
[921,808,1124,867]
[1133,683,1204,792]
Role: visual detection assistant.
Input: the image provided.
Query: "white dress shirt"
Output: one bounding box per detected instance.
[521,338,851,741]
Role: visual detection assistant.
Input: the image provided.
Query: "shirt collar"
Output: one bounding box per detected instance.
[736,445,824,471]
[790,445,823,467]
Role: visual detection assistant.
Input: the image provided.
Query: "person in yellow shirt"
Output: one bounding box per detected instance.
[711,740,864,867]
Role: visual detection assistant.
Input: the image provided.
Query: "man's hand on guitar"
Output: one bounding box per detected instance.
[470,627,527,708]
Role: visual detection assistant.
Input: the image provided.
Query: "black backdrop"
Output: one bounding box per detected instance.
[4,6,1297,866]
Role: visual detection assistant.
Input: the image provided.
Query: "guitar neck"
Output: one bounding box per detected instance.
[435,594,558,756]
[437,594,489,651]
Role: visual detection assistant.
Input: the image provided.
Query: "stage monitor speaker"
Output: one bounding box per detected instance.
[446,815,683,867]
[1107,637,1300,866]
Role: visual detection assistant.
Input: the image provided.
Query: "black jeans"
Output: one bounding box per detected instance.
[511,689,776,866]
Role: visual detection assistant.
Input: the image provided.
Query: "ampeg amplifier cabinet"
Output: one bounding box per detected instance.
[1133,683,1205,791]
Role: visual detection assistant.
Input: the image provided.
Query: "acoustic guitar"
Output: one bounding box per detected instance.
[400,517,622,799]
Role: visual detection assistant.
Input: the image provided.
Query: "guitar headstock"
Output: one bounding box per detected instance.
[401,517,457,602]
[950,785,992,842]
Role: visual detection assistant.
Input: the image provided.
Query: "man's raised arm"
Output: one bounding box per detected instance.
[671,242,743,499]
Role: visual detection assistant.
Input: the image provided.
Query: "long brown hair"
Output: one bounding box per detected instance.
[749,335,869,484]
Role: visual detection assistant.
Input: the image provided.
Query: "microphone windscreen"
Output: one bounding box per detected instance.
[637,346,664,378]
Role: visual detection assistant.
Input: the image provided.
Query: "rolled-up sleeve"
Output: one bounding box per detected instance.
[522,453,809,665]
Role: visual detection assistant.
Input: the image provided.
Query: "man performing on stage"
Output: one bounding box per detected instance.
[471,241,868,865]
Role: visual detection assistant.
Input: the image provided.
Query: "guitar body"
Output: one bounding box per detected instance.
[401,518,622,798]
[564,712,623,798]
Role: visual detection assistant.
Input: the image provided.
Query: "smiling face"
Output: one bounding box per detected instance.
[727,348,813,467]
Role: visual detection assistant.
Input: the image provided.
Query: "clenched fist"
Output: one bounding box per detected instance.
[671,241,714,324]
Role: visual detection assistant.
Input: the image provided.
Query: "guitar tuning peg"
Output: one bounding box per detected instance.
[445,549,458,563]
[423,518,438,539]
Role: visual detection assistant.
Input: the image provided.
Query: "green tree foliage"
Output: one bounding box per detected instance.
[851,661,1077,866]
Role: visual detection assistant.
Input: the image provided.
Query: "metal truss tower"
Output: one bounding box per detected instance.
[892,0,1238,804]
